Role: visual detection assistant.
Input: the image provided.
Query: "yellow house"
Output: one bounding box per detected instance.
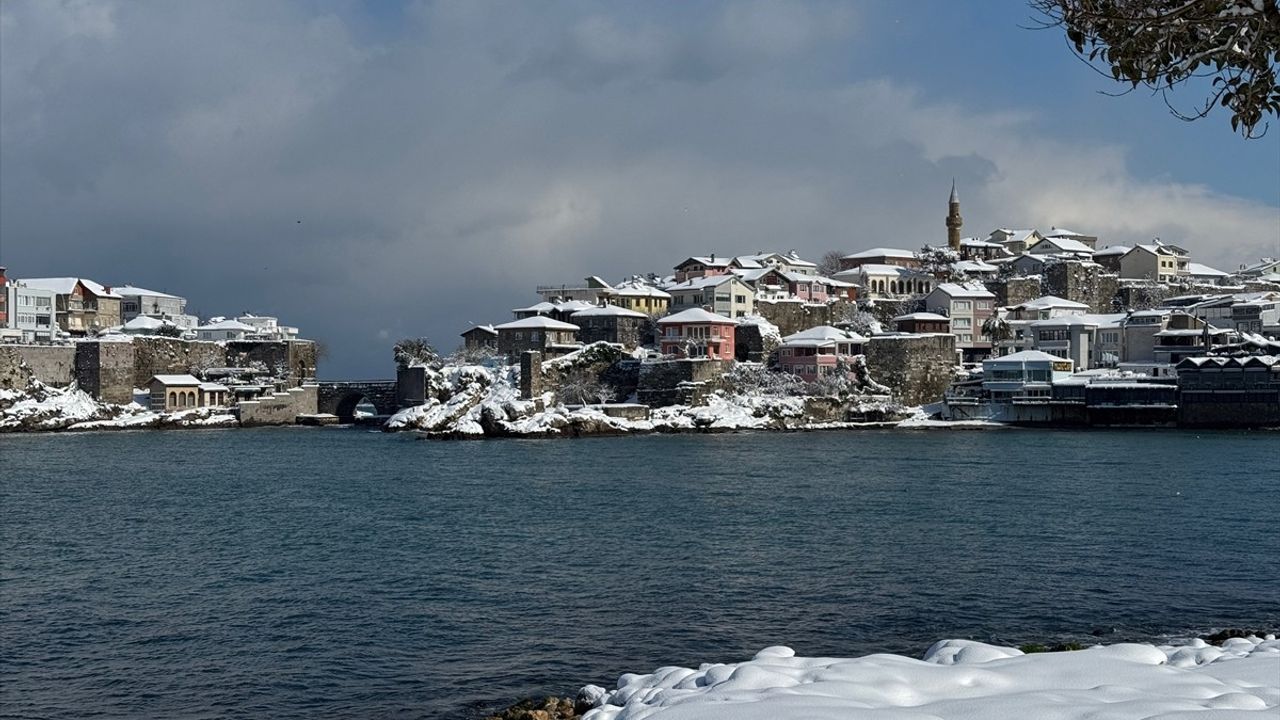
[148,374,201,411]
[605,281,671,317]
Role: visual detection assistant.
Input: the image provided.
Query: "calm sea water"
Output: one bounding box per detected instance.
[2,428,1277,718]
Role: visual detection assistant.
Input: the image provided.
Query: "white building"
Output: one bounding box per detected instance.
[925,283,996,360]
[4,280,58,343]
[665,274,756,318]
[114,285,196,328]
[196,319,257,341]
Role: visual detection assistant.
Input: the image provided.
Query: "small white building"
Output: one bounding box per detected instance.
[981,350,1075,401]
[196,319,257,341]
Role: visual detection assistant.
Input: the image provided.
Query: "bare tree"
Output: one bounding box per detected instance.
[818,250,846,277]
[1030,0,1280,137]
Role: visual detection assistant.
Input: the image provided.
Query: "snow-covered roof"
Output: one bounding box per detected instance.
[198,382,229,392]
[197,319,257,332]
[460,324,497,336]
[609,282,672,299]
[111,285,182,299]
[1015,295,1090,310]
[952,260,999,273]
[122,315,167,330]
[1130,242,1189,257]
[1187,262,1229,277]
[841,247,916,261]
[667,274,746,291]
[18,277,121,298]
[959,238,1004,249]
[150,374,201,385]
[493,316,580,331]
[985,350,1066,363]
[571,305,647,319]
[1033,236,1095,254]
[932,283,995,299]
[675,256,732,268]
[893,312,950,322]
[1092,245,1131,257]
[511,301,557,313]
[857,264,928,277]
[780,325,867,348]
[1044,227,1093,238]
[657,308,736,325]
[552,299,597,313]
[991,229,1040,244]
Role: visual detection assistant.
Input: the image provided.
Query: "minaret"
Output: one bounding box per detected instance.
[946,180,963,251]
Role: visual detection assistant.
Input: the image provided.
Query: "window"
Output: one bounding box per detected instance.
[952,318,971,329]
[735,295,745,304]
[953,300,971,311]
[976,301,990,310]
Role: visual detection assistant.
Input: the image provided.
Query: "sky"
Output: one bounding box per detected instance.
[2,0,1278,379]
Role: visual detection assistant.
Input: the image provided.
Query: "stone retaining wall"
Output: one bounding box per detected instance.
[864,334,956,406]
[0,345,76,389]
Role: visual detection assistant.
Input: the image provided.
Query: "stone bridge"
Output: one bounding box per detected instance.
[317,381,400,422]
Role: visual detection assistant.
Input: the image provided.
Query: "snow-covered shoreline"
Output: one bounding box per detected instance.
[569,636,1279,719]
[0,380,236,432]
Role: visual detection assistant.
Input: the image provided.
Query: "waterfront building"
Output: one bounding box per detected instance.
[148,374,202,410]
[657,308,736,360]
[1177,355,1280,427]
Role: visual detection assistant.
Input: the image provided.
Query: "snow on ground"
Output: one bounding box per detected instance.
[581,637,1280,720]
[0,381,236,432]
[897,405,1009,429]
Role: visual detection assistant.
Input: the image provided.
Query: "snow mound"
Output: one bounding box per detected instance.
[582,637,1280,719]
[1,380,237,432]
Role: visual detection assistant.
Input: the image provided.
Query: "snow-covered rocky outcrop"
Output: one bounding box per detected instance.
[0,380,235,432]
[579,636,1280,719]
[384,352,908,438]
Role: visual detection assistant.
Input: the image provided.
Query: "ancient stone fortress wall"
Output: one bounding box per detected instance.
[755,299,854,337]
[864,334,957,406]
[74,342,136,404]
[636,358,729,406]
[130,338,227,389]
[0,345,76,389]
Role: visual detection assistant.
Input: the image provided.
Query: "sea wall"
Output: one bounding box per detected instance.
[0,345,77,389]
[226,340,317,386]
[236,384,319,426]
[864,334,956,406]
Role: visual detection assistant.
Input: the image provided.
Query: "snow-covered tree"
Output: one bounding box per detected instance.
[1032,0,1280,137]
[982,314,1012,354]
[394,338,441,370]
[918,244,960,281]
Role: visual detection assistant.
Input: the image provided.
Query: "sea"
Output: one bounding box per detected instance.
[2,427,1277,718]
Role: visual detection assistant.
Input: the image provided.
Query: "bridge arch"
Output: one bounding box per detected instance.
[317,381,400,422]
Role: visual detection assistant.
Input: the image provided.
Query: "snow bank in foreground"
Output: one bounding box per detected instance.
[582,637,1280,719]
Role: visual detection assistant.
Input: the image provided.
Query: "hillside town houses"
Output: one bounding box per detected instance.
[454,184,1279,425]
[0,266,311,415]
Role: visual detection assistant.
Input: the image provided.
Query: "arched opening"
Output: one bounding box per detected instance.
[168,391,177,407]
[334,392,380,424]
[178,393,187,407]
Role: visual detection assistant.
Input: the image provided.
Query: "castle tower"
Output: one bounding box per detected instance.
[946,180,963,251]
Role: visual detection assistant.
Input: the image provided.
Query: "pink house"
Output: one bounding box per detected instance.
[776,326,867,378]
[657,308,737,360]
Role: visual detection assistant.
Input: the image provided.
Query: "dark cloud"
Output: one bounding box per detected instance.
[2,0,1275,378]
